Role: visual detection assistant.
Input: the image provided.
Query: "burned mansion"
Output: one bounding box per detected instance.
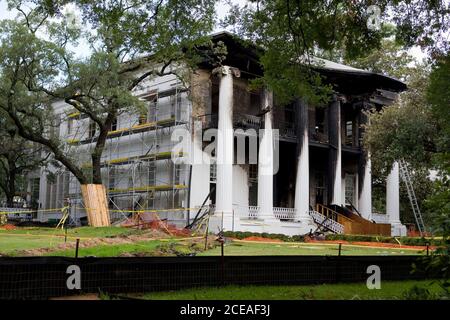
[27,32,408,236]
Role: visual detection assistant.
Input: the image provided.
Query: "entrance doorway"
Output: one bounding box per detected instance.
[314,171,326,206]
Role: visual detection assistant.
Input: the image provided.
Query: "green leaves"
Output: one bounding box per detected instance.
[224,0,449,102]
[0,0,217,185]
[364,62,436,176]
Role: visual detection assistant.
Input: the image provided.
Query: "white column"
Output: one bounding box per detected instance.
[258,89,274,219]
[189,120,211,219]
[294,100,313,224]
[387,161,406,236]
[358,156,372,220]
[331,98,342,205]
[215,66,237,230]
[386,162,400,223]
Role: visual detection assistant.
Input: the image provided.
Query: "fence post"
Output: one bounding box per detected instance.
[75,238,80,259]
[335,247,342,283]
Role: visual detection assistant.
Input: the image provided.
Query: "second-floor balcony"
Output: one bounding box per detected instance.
[197,113,297,142]
[197,113,261,131]
[196,113,361,149]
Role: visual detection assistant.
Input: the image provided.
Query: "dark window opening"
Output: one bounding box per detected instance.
[315,108,325,134]
[89,121,96,138]
[141,92,158,123]
[109,118,118,132]
[345,120,353,146]
[248,164,258,206]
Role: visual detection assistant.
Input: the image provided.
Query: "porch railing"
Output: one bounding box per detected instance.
[233,205,260,219]
[232,205,297,220]
[273,207,297,220]
[371,213,390,224]
[196,113,262,130]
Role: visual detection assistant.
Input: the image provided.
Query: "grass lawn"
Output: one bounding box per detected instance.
[0,226,139,238]
[0,227,149,256]
[198,241,425,256]
[0,227,427,257]
[0,233,67,254]
[129,280,442,300]
[45,240,163,257]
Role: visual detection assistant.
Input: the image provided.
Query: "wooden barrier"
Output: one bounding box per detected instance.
[80,184,110,227]
[316,204,391,236]
[339,212,391,236]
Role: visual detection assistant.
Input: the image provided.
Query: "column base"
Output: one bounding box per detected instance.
[390,222,407,237]
[296,215,317,234]
[210,210,237,232]
[259,209,276,223]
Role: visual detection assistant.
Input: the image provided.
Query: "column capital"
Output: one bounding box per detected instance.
[332,93,346,103]
[212,65,241,78]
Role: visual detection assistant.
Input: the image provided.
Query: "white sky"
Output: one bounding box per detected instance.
[0,0,428,61]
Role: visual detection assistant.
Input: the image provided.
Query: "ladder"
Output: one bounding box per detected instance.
[398,160,426,236]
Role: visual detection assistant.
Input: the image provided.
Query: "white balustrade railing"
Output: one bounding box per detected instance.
[273,207,297,220]
[233,205,259,219]
[231,205,297,220]
[371,213,390,224]
[210,204,345,233]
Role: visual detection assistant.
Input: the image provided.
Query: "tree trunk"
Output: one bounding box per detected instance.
[6,193,14,207]
[81,113,116,227]
[6,164,16,207]
[92,113,116,184]
[81,184,110,227]
[91,127,108,184]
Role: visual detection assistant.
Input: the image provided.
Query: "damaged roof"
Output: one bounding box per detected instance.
[210,31,407,94]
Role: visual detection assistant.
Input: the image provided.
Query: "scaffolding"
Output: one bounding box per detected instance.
[43,77,192,225]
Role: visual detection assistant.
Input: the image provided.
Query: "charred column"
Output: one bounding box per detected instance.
[358,111,372,219]
[328,95,342,206]
[294,99,313,224]
[257,89,275,220]
[214,66,240,230]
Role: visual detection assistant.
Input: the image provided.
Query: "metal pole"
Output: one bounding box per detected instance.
[75,238,80,259]
[338,243,342,256]
[221,240,225,286]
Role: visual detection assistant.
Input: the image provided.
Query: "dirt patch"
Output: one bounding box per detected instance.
[0,224,17,230]
[120,216,191,237]
[242,236,283,243]
[13,229,172,256]
[123,236,219,257]
[306,239,436,250]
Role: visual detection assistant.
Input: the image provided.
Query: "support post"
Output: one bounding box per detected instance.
[258,89,274,220]
[328,96,342,206]
[358,111,372,219]
[387,161,406,236]
[358,155,373,220]
[214,66,239,231]
[294,99,314,226]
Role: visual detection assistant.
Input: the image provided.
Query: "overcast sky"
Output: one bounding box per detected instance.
[0,0,427,62]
